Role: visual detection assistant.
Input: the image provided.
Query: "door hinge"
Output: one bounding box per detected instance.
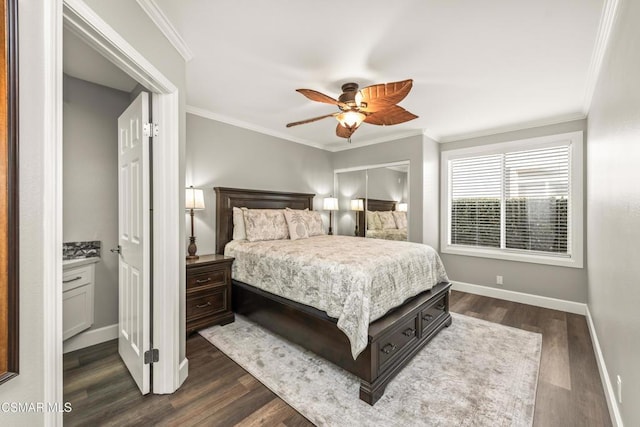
[144,348,159,364]
[143,122,159,138]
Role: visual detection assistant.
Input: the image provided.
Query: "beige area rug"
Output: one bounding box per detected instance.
[200,313,541,427]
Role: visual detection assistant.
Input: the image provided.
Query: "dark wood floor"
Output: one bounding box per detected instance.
[63,291,612,426]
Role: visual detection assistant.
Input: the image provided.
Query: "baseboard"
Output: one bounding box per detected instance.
[179,357,189,387]
[451,281,587,315]
[585,306,624,427]
[63,324,118,354]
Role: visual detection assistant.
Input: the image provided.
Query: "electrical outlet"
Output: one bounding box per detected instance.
[496,275,503,285]
[617,375,622,404]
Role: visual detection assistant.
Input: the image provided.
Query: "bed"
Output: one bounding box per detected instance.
[214,187,452,405]
[357,198,408,241]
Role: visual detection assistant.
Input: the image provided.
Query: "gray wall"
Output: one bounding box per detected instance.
[587,0,640,424]
[423,135,440,249]
[185,114,334,255]
[335,170,366,236]
[331,135,427,243]
[366,167,407,202]
[63,75,130,331]
[439,119,588,302]
[2,2,187,422]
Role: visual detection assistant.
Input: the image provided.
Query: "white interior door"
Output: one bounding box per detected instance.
[117,92,151,394]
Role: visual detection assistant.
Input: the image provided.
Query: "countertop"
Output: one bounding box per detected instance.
[63,257,100,270]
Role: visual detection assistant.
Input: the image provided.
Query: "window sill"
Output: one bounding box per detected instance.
[441,245,583,269]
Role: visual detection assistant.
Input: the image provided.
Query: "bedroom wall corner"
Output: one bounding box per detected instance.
[586,0,640,424]
[422,134,440,250]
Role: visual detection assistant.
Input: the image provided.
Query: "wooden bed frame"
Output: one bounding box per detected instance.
[356,197,397,237]
[214,187,452,405]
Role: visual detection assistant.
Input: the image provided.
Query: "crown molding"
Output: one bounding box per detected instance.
[136,0,194,62]
[186,105,429,152]
[186,105,328,151]
[422,129,441,143]
[582,0,621,114]
[187,105,587,152]
[438,112,587,143]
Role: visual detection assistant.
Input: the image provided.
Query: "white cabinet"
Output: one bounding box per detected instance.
[63,261,96,340]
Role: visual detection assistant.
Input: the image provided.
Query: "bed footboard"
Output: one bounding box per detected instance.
[232,280,452,405]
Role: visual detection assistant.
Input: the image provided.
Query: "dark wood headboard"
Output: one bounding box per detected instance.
[357,198,398,237]
[214,187,315,254]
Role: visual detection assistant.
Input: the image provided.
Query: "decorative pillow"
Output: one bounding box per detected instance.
[232,207,247,240]
[378,211,397,229]
[283,209,310,240]
[366,210,382,230]
[242,208,289,242]
[392,211,408,229]
[305,210,325,236]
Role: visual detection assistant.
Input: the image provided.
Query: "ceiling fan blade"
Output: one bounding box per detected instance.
[296,89,340,105]
[359,79,413,112]
[336,123,357,139]
[364,105,418,126]
[286,113,336,128]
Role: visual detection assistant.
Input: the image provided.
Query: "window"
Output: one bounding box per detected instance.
[441,131,583,268]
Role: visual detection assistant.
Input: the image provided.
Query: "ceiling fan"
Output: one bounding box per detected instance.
[286,79,418,142]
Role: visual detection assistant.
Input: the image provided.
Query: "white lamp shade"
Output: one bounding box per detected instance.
[323,197,339,211]
[396,203,408,212]
[185,187,205,210]
[350,199,364,211]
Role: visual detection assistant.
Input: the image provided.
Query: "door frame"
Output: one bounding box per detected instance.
[44,0,185,424]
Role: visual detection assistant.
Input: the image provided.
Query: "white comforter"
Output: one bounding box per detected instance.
[225,235,449,359]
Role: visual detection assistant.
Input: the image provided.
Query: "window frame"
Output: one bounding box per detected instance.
[440,131,584,268]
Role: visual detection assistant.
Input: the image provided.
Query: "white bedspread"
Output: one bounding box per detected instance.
[225,235,449,359]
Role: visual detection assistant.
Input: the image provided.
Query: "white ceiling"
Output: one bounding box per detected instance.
[154,0,605,151]
[63,28,138,93]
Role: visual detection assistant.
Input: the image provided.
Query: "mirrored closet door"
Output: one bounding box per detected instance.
[334,161,409,241]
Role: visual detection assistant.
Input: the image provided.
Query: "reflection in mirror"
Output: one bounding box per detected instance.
[335,170,366,236]
[334,163,409,240]
[365,165,409,241]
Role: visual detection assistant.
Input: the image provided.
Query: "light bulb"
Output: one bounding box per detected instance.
[337,111,365,128]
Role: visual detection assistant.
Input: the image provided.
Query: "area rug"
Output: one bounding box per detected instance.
[199,313,541,426]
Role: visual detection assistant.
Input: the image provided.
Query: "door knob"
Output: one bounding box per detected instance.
[110,245,122,254]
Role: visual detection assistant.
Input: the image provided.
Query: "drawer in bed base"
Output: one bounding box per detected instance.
[233,279,452,406]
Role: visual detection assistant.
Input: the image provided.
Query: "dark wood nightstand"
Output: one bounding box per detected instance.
[186,254,234,335]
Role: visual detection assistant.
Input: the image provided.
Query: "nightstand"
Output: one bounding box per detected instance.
[186,254,234,335]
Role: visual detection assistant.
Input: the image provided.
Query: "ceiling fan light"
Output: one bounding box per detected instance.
[337,111,366,128]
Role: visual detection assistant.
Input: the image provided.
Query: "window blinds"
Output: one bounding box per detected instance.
[449,144,570,255]
[450,154,502,248]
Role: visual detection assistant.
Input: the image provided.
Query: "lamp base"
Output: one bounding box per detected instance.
[187,236,199,260]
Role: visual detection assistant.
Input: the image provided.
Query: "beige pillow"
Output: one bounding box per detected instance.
[232,207,247,240]
[378,211,397,229]
[283,209,310,240]
[285,208,325,236]
[366,210,382,230]
[392,211,407,229]
[242,208,289,242]
[305,210,325,236]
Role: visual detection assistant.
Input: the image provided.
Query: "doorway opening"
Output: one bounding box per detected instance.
[48,2,186,424]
